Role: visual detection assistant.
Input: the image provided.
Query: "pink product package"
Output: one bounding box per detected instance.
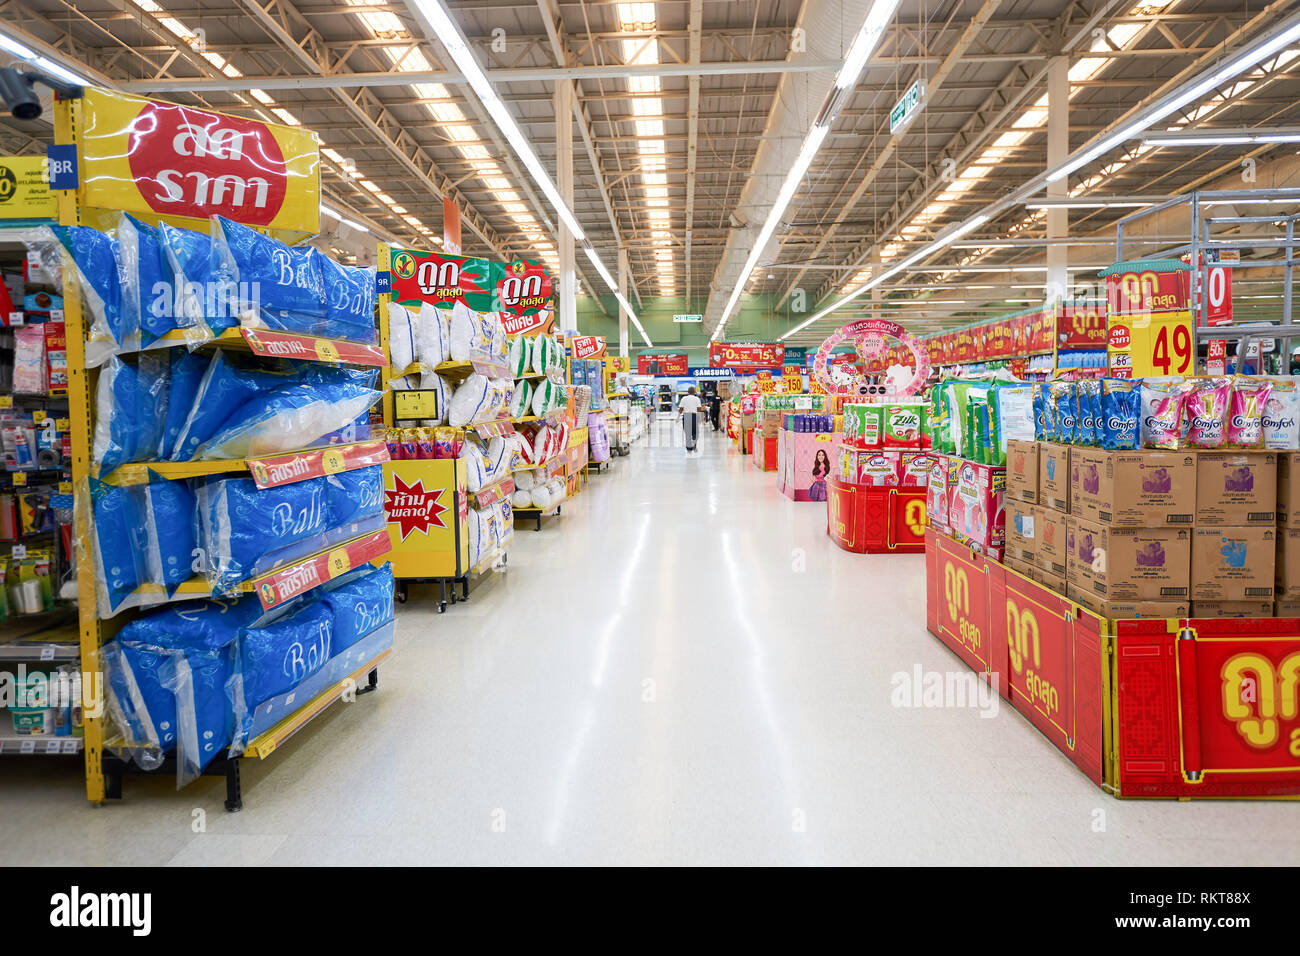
[12,325,46,395]
[947,460,1006,552]
[1184,377,1232,448]
[927,456,950,531]
[588,412,610,462]
[857,451,900,487]
[1227,378,1273,448]
[899,452,930,488]
[1140,380,1192,450]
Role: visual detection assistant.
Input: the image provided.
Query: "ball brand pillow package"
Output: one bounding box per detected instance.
[320,563,394,653]
[92,353,169,474]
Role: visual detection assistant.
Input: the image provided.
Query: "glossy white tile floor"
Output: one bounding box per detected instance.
[6,420,1299,866]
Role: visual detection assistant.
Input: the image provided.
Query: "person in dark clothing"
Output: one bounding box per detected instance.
[709,395,722,431]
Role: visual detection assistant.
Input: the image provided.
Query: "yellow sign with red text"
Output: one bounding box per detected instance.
[67,88,320,240]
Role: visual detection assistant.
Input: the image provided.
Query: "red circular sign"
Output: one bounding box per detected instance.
[1108,325,1130,349]
[126,103,288,225]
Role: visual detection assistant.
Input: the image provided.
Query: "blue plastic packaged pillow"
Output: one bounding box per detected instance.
[159,221,227,336]
[62,225,132,353]
[92,353,169,474]
[110,596,263,774]
[193,382,382,460]
[144,478,196,596]
[92,479,146,613]
[196,473,331,592]
[213,216,324,325]
[239,599,334,710]
[321,563,394,652]
[299,363,379,390]
[170,351,299,461]
[119,213,176,343]
[325,465,385,526]
[160,349,207,460]
[321,256,377,343]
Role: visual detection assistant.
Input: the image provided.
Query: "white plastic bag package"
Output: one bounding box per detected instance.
[416,303,452,367]
[507,334,532,377]
[487,312,508,364]
[1264,378,1300,450]
[447,373,493,427]
[493,500,511,550]
[449,300,491,362]
[484,436,510,482]
[531,378,556,417]
[532,424,552,462]
[458,438,488,493]
[513,467,536,491]
[487,377,513,419]
[547,335,564,373]
[418,370,449,426]
[530,481,551,510]
[388,303,416,373]
[513,431,536,468]
[194,382,383,460]
[510,379,533,419]
[530,335,553,375]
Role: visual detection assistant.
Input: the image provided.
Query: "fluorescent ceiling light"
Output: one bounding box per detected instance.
[1023,196,1166,209]
[712,0,898,342]
[1046,13,1300,184]
[0,29,92,86]
[1141,126,1300,146]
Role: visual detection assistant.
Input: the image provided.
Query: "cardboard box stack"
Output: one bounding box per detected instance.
[1190,452,1277,617]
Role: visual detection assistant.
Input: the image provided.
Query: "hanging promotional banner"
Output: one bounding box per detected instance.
[495,257,554,333]
[1103,261,1190,316]
[67,88,320,240]
[570,335,606,359]
[1057,303,1106,349]
[709,341,784,370]
[0,157,55,218]
[638,354,689,376]
[389,247,498,313]
[1205,263,1233,327]
[442,198,462,255]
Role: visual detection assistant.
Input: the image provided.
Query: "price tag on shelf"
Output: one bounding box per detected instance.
[57,482,72,494]
[0,397,12,410]
[40,646,54,661]
[20,739,34,755]
[63,739,78,754]
[7,312,21,327]
[12,472,27,487]
[45,739,59,754]
[55,419,69,431]
[49,308,64,321]
[31,410,45,424]
[12,544,26,559]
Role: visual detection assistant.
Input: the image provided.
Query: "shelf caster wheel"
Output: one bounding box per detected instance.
[396,585,408,604]
[438,600,448,613]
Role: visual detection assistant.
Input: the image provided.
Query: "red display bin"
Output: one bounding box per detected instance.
[924,529,1300,798]
[827,479,927,553]
[753,433,778,472]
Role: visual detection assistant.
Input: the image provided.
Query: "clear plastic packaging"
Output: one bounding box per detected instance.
[91,352,169,474]
[193,381,382,460]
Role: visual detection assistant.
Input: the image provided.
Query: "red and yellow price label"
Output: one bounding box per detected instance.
[1128,310,1195,378]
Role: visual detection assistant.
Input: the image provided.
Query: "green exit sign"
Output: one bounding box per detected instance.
[673,314,703,323]
[890,80,925,134]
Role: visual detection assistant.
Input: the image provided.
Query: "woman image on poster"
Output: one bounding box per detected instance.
[809,448,831,502]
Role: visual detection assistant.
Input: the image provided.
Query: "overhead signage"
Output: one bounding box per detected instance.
[709,341,783,370]
[890,79,926,134]
[570,335,606,360]
[673,313,702,323]
[388,247,498,313]
[0,156,55,219]
[638,353,689,376]
[1057,304,1106,350]
[495,257,553,329]
[688,367,733,378]
[70,88,320,240]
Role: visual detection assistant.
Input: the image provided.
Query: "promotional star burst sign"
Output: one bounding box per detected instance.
[385,474,449,541]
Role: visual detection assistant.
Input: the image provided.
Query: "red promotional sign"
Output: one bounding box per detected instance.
[1206,264,1233,327]
[709,342,784,370]
[1057,304,1106,349]
[1107,324,1130,350]
[240,328,386,367]
[1002,575,1075,746]
[1206,338,1227,376]
[638,354,689,376]
[1106,267,1189,315]
[249,439,390,490]
[496,257,554,326]
[571,335,606,359]
[1029,310,1054,353]
[935,535,994,675]
[389,248,497,313]
[254,529,392,610]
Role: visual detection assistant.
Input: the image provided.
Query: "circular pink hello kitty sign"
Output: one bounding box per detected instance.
[813,318,930,397]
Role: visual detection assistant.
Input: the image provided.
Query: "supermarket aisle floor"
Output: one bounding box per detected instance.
[7,421,1300,866]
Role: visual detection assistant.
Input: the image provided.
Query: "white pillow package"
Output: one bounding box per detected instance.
[483,436,510,482]
[388,303,416,373]
[1265,378,1300,450]
[418,370,449,425]
[510,379,533,419]
[511,487,533,508]
[513,467,536,491]
[447,373,493,427]
[530,335,553,375]
[532,424,552,463]
[512,431,536,467]
[507,335,532,377]
[416,303,452,367]
[546,335,564,373]
[487,378,514,419]
[487,312,508,364]
[531,378,556,417]
[458,438,488,493]
[449,300,489,362]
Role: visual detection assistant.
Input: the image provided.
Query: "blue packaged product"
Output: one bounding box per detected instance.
[1032,386,1046,441]
[1100,377,1141,450]
[321,563,394,652]
[193,382,382,460]
[321,256,378,343]
[1037,383,1057,442]
[144,478,197,596]
[119,213,174,343]
[62,226,131,351]
[196,473,331,592]
[1051,382,1076,444]
[92,353,168,473]
[108,596,263,772]
[239,600,334,710]
[213,216,325,325]
[325,464,385,526]
[159,349,208,459]
[93,480,146,612]
[170,351,299,460]
[159,221,228,336]
[1076,380,1099,445]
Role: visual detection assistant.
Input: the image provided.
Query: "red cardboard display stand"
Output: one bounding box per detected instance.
[827,479,927,553]
[753,434,778,472]
[924,529,1300,798]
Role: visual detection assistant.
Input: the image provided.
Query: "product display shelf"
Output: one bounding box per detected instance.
[1,709,83,755]
[102,438,390,486]
[152,325,386,367]
[512,503,562,532]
